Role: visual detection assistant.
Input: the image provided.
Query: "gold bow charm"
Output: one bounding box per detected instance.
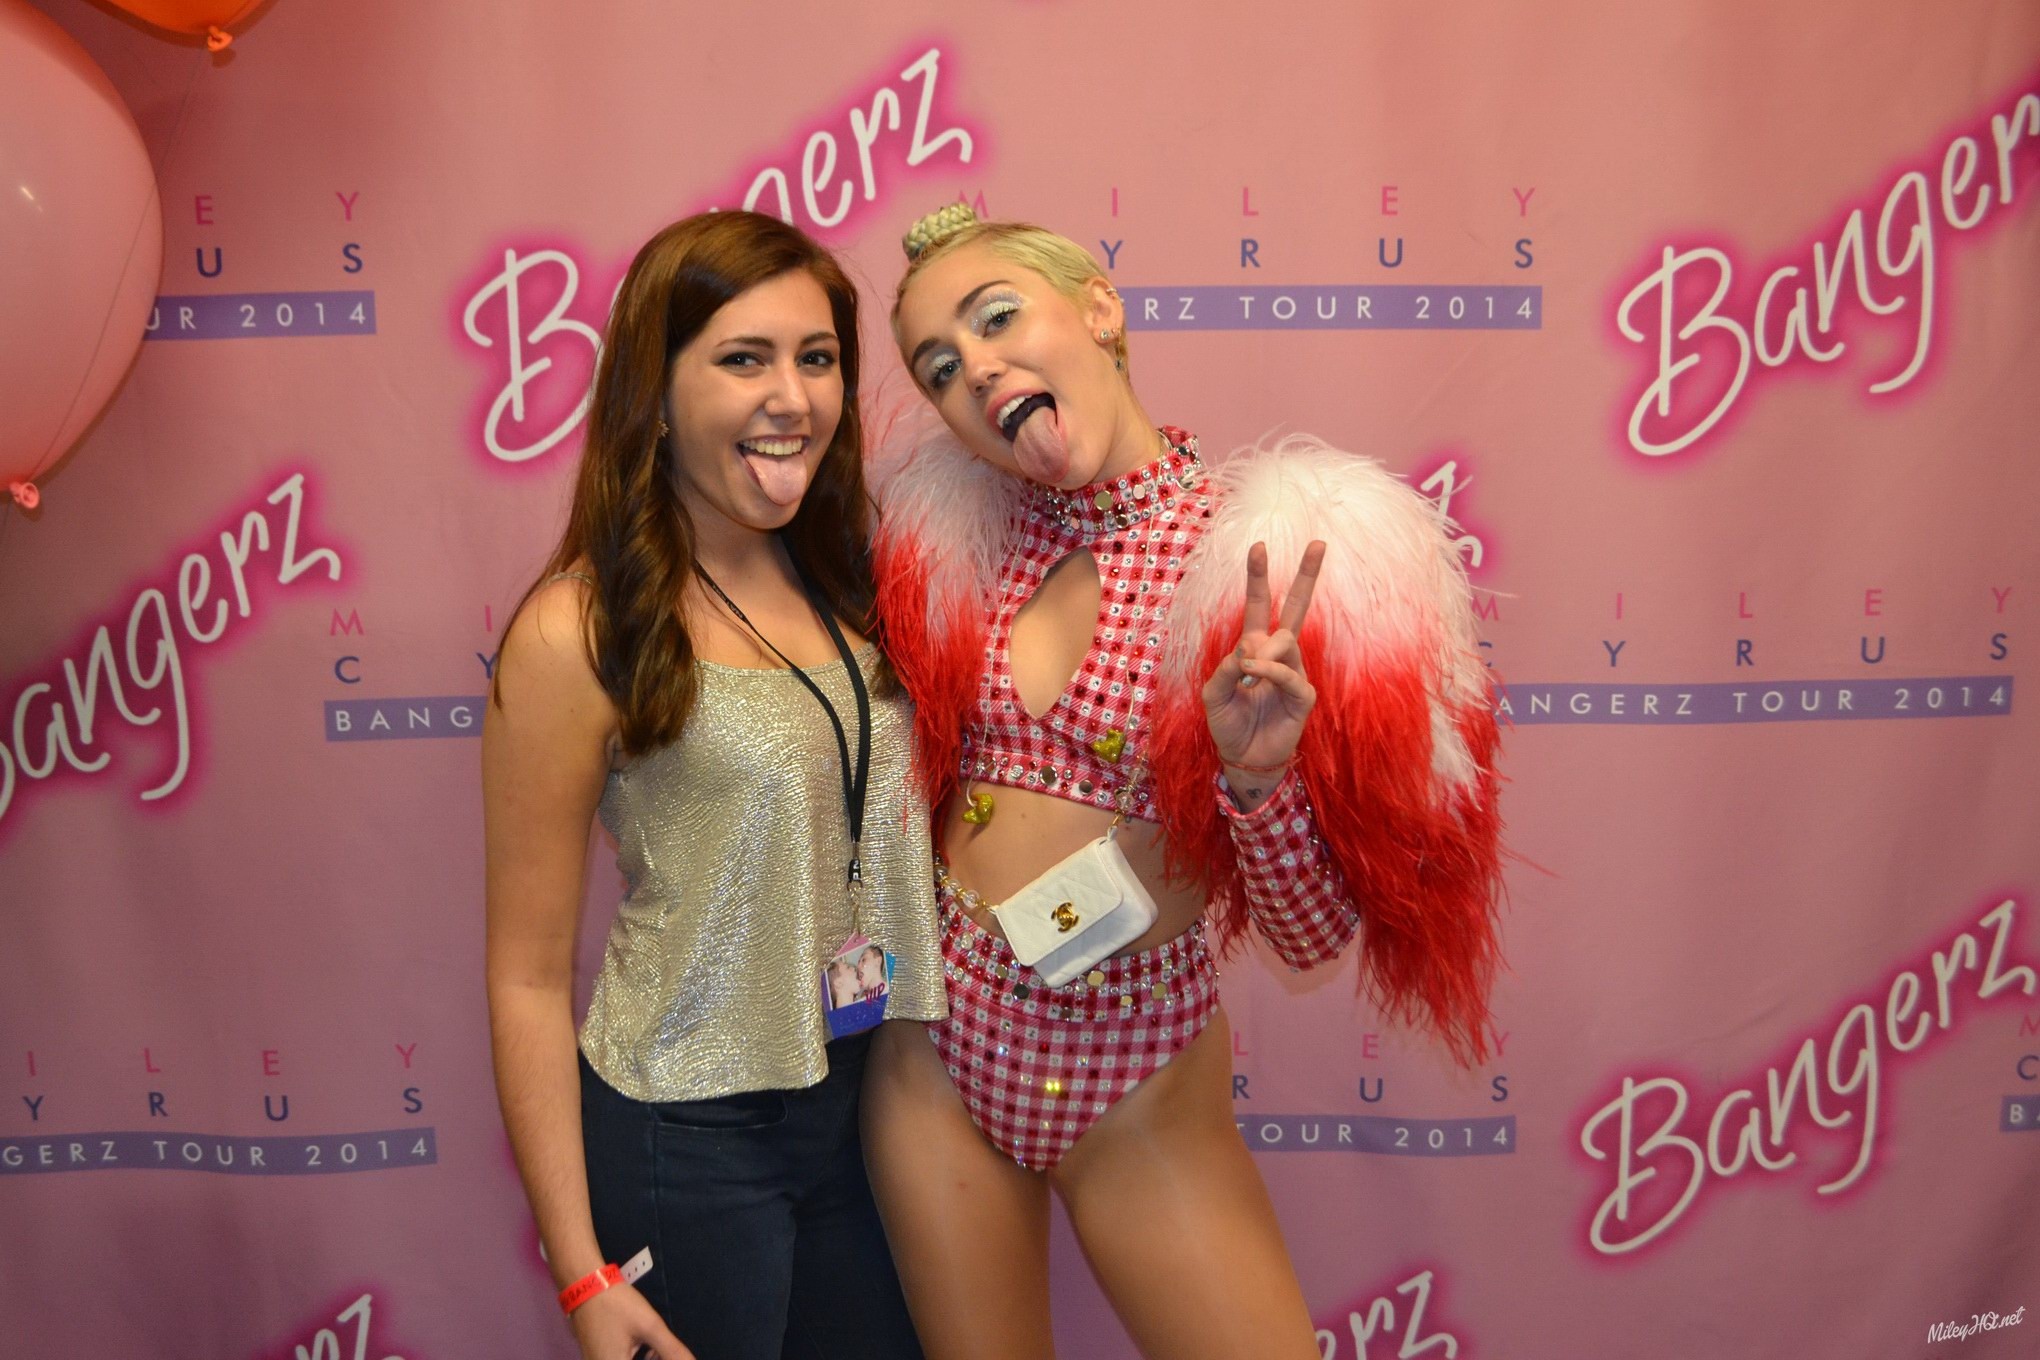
[1089,729,1126,763]
[1052,902,1080,933]
[960,790,996,825]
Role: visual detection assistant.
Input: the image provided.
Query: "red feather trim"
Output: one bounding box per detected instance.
[1149,616,1246,935]
[1151,608,1504,1068]
[871,530,980,821]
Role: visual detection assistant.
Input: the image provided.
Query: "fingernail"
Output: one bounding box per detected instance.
[1240,676,1259,688]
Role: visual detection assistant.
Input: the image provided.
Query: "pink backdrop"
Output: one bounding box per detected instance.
[3,3,2037,1356]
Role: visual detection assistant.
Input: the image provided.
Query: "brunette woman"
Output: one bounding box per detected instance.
[484,212,936,1360]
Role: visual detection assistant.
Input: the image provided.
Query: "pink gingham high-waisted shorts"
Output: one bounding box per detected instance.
[927,877,1220,1171]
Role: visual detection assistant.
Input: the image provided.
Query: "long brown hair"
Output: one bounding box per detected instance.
[497,211,879,756]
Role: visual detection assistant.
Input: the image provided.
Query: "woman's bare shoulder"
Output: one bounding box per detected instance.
[499,572,606,704]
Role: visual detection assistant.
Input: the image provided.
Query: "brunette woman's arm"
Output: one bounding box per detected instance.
[483,579,691,1360]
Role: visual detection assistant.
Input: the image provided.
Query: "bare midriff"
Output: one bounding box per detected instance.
[939,788,1208,958]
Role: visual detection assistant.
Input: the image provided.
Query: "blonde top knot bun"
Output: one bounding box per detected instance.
[902,202,981,261]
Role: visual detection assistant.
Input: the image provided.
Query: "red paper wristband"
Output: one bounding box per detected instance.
[558,1262,623,1315]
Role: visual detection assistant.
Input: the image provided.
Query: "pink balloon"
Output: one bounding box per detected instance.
[0,0,164,506]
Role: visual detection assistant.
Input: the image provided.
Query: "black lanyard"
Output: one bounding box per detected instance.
[694,545,872,889]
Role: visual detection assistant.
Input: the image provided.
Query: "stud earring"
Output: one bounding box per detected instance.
[1098,327,1117,343]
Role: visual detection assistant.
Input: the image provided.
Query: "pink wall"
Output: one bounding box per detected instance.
[2,3,2036,1356]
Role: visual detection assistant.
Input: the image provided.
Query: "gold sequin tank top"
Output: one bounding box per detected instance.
[578,646,944,1102]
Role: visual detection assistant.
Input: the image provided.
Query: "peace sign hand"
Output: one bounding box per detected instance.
[1201,539,1326,774]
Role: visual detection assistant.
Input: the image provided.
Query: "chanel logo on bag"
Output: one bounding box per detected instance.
[1053,902,1080,932]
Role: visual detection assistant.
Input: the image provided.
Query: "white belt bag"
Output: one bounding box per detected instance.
[991,830,1159,987]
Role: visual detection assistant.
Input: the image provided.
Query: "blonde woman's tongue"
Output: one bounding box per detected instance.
[1010,401,1070,483]
[741,442,813,507]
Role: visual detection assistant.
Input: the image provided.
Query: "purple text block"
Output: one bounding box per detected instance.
[1498,676,2012,725]
[148,291,377,340]
[1122,285,1540,330]
[1237,1114,1515,1156]
[326,696,485,741]
[1,1127,437,1175]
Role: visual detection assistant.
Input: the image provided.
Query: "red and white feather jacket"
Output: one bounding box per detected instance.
[869,423,1504,1064]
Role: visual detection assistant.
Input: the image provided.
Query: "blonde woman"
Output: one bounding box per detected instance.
[860,204,1505,1359]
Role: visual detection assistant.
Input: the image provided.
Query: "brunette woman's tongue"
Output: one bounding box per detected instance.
[1011,400,1071,483]
[741,446,812,507]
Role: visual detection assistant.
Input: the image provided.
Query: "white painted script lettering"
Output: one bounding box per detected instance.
[285,1291,403,1360]
[0,474,342,830]
[1579,898,2034,1255]
[460,46,979,465]
[460,248,603,464]
[1316,1268,1461,1359]
[1616,88,2037,457]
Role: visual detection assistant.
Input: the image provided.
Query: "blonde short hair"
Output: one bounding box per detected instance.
[893,204,1129,376]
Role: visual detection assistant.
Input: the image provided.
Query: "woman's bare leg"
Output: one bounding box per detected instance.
[1048,1009,1319,1360]
[864,1020,1057,1360]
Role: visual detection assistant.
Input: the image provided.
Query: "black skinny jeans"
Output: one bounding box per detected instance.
[578,1033,923,1360]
